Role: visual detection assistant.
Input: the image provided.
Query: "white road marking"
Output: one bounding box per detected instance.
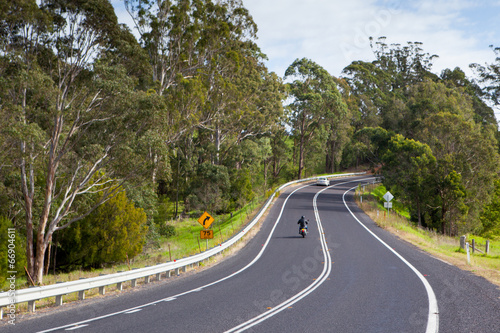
[37,178,370,333]
[64,325,88,331]
[36,183,311,333]
[224,182,334,333]
[342,185,439,333]
[125,309,142,314]
[163,297,176,302]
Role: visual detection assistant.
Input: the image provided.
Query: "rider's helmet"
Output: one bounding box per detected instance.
[301,216,305,219]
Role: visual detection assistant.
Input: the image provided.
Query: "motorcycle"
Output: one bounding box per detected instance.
[299,227,308,238]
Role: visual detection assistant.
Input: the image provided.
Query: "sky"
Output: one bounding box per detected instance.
[112,0,500,115]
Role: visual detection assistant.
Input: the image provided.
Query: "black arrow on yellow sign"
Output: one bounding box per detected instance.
[202,215,210,227]
[198,211,214,228]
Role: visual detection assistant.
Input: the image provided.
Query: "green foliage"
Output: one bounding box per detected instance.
[229,169,255,210]
[285,58,348,178]
[57,192,148,270]
[470,45,500,106]
[382,134,436,227]
[417,113,499,234]
[186,162,230,214]
[1,0,499,283]
[158,224,176,238]
[479,179,500,239]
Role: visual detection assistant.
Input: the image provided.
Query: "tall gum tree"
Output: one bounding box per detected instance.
[417,112,499,234]
[285,58,347,179]
[0,0,153,284]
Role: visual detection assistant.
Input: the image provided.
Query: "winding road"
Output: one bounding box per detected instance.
[4,176,500,333]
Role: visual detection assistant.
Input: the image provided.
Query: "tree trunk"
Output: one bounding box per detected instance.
[33,115,62,284]
[213,118,221,165]
[417,202,421,228]
[44,235,52,276]
[297,115,306,180]
[298,134,305,179]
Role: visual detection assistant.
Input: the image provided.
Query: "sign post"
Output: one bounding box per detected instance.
[198,212,214,250]
[383,191,394,215]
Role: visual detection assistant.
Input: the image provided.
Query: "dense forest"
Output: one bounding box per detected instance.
[1,0,499,285]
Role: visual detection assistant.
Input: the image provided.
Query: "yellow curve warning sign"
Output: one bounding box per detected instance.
[198,211,214,228]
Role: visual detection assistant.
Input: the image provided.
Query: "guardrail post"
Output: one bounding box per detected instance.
[28,300,36,312]
[78,290,86,300]
[466,242,471,264]
[131,279,137,287]
[182,266,186,273]
[99,286,106,295]
[144,276,150,284]
[175,268,180,276]
[1,307,3,319]
[116,283,123,291]
[55,295,63,306]
[166,270,171,278]
[156,273,161,281]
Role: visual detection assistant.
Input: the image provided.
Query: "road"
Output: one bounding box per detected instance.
[4,176,500,332]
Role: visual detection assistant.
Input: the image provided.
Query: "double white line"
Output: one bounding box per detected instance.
[225,184,333,332]
[228,177,439,333]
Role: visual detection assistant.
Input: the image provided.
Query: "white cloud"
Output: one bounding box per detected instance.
[243,0,499,80]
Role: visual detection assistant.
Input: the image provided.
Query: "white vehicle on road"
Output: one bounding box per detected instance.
[316,177,329,186]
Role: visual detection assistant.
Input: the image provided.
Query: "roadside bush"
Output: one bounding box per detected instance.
[56,191,148,270]
[158,224,176,238]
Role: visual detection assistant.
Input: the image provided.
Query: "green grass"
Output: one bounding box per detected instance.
[35,196,266,288]
[362,183,411,219]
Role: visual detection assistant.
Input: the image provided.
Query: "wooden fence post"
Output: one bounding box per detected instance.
[460,235,466,250]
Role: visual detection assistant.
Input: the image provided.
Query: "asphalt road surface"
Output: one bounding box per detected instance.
[4,176,500,332]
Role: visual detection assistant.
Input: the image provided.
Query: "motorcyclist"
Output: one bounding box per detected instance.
[297,216,308,234]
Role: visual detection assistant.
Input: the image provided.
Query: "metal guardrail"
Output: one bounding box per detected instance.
[0,172,366,316]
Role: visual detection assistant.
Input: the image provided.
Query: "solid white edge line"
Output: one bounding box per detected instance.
[342,185,439,333]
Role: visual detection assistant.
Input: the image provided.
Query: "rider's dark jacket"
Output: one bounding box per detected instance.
[298,217,308,229]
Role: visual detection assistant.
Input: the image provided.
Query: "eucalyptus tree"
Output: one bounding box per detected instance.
[342,60,391,130]
[0,0,154,284]
[369,37,439,89]
[471,45,500,106]
[195,1,284,167]
[402,78,476,139]
[125,0,201,94]
[285,58,347,179]
[416,113,499,234]
[441,67,497,129]
[382,135,436,227]
[342,39,439,135]
[125,0,283,169]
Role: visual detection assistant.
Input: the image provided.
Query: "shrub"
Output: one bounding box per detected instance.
[57,191,148,270]
[158,224,176,238]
